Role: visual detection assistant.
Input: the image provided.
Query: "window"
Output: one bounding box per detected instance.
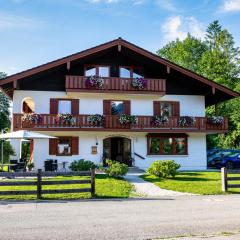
[153,101,180,117]
[85,65,110,77]
[147,134,188,155]
[57,137,72,156]
[99,66,109,77]
[85,66,96,76]
[160,102,173,117]
[111,101,124,115]
[119,66,144,78]
[120,67,131,78]
[58,100,71,114]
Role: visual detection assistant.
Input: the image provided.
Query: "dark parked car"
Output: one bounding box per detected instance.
[215,152,240,169]
[209,152,240,169]
[207,150,236,166]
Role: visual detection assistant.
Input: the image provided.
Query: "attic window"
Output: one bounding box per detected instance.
[119,66,144,78]
[85,65,110,77]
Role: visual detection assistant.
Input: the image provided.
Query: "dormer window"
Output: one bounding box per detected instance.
[85,65,110,77]
[119,66,144,78]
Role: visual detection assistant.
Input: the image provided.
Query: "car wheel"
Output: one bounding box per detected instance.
[226,161,234,169]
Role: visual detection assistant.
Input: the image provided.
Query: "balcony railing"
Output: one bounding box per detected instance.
[13,114,228,133]
[65,76,166,94]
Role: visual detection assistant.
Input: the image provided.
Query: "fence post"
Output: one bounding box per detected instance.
[37,169,42,199]
[91,168,95,197]
[221,167,228,192]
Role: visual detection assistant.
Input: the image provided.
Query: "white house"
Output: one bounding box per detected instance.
[0,38,238,170]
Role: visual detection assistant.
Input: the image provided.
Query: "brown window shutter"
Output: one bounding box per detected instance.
[50,99,58,114]
[124,100,131,115]
[172,102,180,116]
[103,100,111,115]
[71,99,79,115]
[153,101,160,115]
[49,139,57,155]
[72,137,79,155]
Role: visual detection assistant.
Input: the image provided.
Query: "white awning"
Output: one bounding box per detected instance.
[0,130,57,139]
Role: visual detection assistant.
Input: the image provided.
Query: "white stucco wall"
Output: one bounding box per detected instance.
[30,131,207,171]
[13,90,205,117]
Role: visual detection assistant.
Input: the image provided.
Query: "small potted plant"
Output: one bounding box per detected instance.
[207,116,224,125]
[88,114,104,127]
[151,115,169,127]
[85,75,104,89]
[178,116,196,127]
[131,77,147,90]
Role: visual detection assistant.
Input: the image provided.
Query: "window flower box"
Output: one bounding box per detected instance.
[21,113,42,128]
[88,114,104,127]
[119,114,137,125]
[178,116,196,127]
[131,77,147,90]
[85,75,104,89]
[151,115,169,127]
[56,114,76,126]
[207,116,224,125]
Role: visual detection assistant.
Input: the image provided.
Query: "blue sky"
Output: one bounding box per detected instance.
[0,0,240,75]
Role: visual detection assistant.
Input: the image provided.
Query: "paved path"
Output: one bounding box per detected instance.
[125,172,190,197]
[1,195,240,240]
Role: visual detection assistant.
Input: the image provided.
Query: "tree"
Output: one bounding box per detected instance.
[157,21,240,149]
[0,72,15,164]
[0,72,10,131]
[157,34,207,72]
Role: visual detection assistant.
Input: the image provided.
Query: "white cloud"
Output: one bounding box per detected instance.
[220,0,240,12]
[0,13,42,30]
[161,16,205,43]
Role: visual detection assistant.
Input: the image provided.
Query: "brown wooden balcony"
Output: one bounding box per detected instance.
[13,114,228,133]
[65,76,166,95]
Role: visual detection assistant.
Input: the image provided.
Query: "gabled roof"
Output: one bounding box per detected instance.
[0,37,239,98]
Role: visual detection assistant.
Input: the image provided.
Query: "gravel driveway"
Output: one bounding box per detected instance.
[1,195,240,240]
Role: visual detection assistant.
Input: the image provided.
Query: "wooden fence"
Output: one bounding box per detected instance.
[221,167,240,192]
[0,169,95,199]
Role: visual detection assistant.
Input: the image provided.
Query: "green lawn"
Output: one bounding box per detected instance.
[0,174,133,200]
[141,171,240,195]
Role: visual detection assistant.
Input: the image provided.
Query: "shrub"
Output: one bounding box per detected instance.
[147,160,180,178]
[105,159,128,178]
[69,159,96,171]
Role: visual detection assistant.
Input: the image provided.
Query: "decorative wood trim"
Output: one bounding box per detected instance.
[72,137,79,155]
[49,139,57,155]
[167,66,170,74]
[118,44,121,52]
[50,99,58,114]
[71,99,79,115]
[67,61,71,70]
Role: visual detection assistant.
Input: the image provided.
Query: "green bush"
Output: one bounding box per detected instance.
[147,160,180,178]
[69,159,96,171]
[105,159,128,178]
